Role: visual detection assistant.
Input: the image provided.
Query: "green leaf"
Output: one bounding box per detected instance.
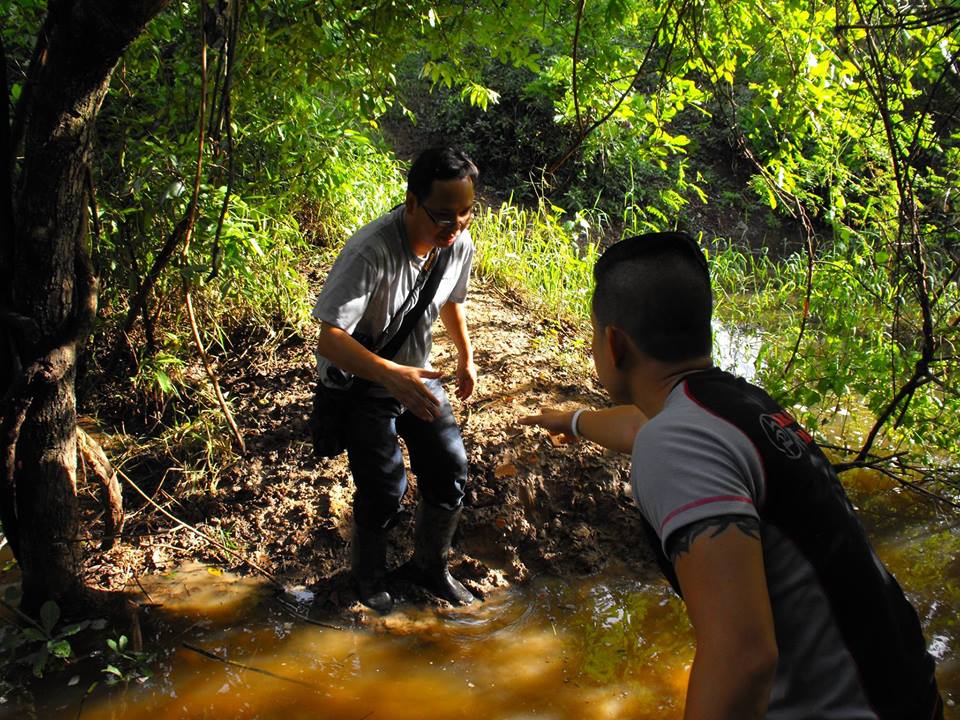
[246,236,265,257]
[40,600,60,634]
[155,370,175,396]
[48,638,72,659]
[103,664,123,677]
[765,184,778,210]
[61,620,91,637]
[161,180,186,202]
[23,628,46,642]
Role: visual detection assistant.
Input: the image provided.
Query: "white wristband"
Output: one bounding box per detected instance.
[570,408,586,439]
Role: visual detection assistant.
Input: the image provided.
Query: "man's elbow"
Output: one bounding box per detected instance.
[722,638,778,717]
[316,322,342,358]
[716,632,779,695]
[742,637,779,696]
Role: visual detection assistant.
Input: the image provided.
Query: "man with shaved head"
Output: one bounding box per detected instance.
[522,231,943,719]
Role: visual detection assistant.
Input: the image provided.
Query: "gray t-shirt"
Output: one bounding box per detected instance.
[631,382,877,719]
[312,206,474,390]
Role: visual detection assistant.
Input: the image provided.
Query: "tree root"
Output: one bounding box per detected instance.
[76,426,124,550]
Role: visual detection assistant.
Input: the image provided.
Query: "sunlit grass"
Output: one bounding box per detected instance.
[469,202,960,464]
[470,198,599,324]
[309,138,407,244]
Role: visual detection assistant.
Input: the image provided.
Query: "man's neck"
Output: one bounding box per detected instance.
[628,357,713,417]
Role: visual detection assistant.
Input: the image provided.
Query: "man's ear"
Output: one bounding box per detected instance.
[605,325,633,369]
[405,190,417,212]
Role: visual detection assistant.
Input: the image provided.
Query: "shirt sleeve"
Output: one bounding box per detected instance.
[447,235,474,304]
[311,247,383,333]
[631,415,762,556]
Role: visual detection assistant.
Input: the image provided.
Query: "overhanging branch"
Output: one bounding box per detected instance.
[547,0,682,175]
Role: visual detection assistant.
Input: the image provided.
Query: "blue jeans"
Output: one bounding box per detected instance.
[345,379,468,530]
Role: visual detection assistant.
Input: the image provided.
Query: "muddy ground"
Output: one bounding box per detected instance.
[80,274,658,622]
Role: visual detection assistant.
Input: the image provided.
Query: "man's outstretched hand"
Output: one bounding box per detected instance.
[518,408,577,443]
[520,405,648,454]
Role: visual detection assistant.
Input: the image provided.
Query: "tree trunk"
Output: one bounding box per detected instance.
[4,0,168,613]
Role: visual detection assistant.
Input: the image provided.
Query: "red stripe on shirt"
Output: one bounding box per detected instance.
[660,495,755,533]
[682,381,769,507]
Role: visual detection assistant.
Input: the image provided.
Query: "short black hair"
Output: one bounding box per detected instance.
[407,147,479,201]
[592,231,713,363]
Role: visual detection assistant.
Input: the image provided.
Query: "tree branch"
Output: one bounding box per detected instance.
[76,426,123,549]
[571,0,587,135]
[843,0,938,461]
[781,202,816,376]
[1,34,13,296]
[119,212,192,338]
[208,0,240,282]
[181,2,245,454]
[547,0,681,175]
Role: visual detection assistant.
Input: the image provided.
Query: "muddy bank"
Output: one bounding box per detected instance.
[81,277,656,620]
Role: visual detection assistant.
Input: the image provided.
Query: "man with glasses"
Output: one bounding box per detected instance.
[313,147,478,613]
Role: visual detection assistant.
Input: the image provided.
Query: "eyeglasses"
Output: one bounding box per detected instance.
[421,203,477,231]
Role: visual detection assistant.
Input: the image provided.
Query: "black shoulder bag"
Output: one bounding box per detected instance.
[309,246,452,458]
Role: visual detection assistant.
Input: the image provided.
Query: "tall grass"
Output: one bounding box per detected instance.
[307,138,407,251]
[471,201,960,459]
[470,199,600,324]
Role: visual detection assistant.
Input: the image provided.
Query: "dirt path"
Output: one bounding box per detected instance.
[84,277,657,619]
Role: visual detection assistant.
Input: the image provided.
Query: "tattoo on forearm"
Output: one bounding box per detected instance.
[666,514,761,562]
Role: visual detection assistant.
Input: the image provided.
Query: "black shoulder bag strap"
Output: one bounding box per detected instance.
[375,245,451,362]
[342,246,450,395]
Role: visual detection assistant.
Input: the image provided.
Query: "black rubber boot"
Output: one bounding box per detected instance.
[409,503,476,605]
[351,523,394,614]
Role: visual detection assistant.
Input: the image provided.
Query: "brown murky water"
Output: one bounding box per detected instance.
[4,467,959,720]
[16,566,693,720]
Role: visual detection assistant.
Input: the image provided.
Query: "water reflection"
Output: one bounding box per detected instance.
[22,571,692,720]
[712,321,762,381]
[5,471,958,719]
[14,523,960,720]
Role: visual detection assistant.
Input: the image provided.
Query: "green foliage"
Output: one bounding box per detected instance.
[567,582,691,688]
[471,199,599,323]
[102,635,154,686]
[710,238,960,457]
[305,141,406,246]
[7,0,958,479]
[391,60,581,201]
[470,187,960,460]
[0,590,154,705]
[0,592,109,692]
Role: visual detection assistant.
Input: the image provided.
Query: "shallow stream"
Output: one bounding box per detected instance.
[8,471,959,720]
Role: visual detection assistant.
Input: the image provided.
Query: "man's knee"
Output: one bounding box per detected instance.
[420,436,468,509]
[353,491,405,530]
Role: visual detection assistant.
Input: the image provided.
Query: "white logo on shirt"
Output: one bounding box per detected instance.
[759,413,804,459]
